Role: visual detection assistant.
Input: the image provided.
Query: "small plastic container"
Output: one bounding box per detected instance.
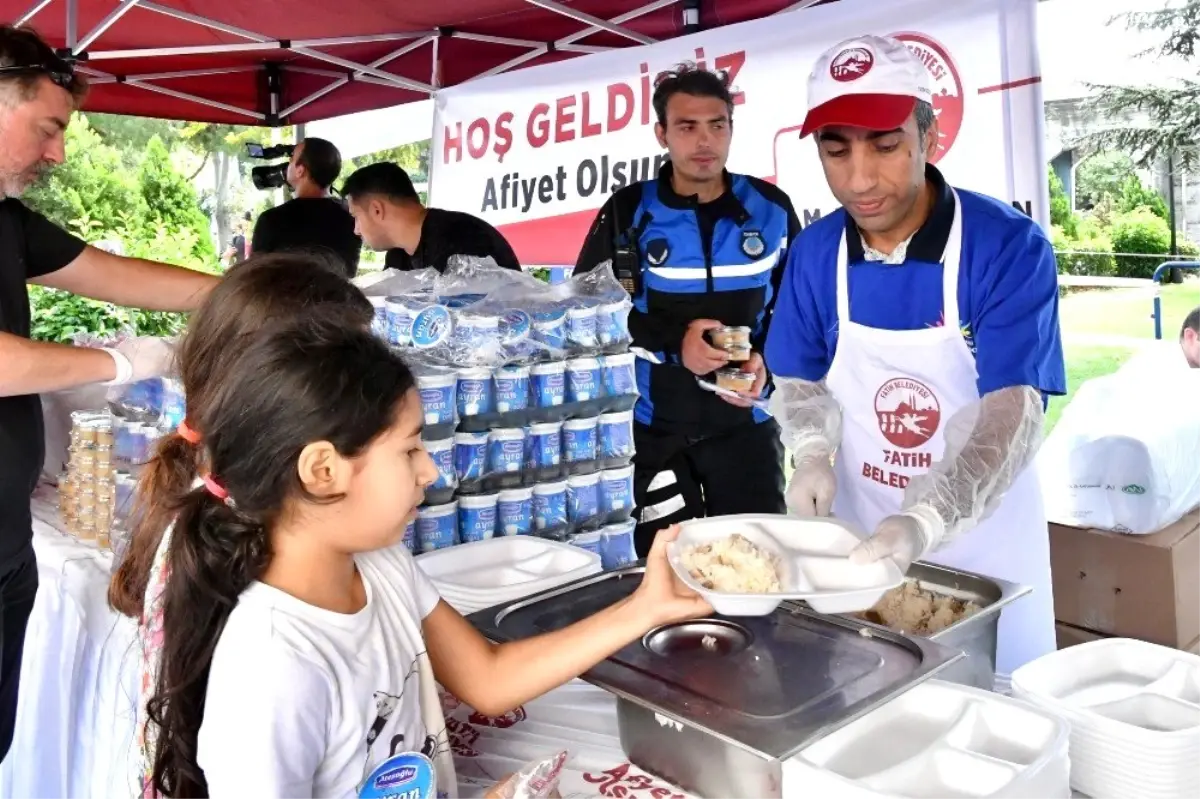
[600,465,635,515]
[528,422,563,469]
[567,472,601,525]
[563,417,599,463]
[715,368,755,393]
[533,480,568,531]
[566,304,599,349]
[368,296,388,339]
[497,488,534,536]
[598,411,635,460]
[402,518,417,552]
[456,367,494,417]
[710,325,751,350]
[487,428,527,475]
[416,372,458,426]
[566,357,603,403]
[385,296,416,346]
[458,493,499,544]
[532,308,568,351]
[531,361,567,408]
[600,352,637,398]
[493,365,531,413]
[597,301,631,346]
[423,437,456,491]
[453,432,489,483]
[416,502,459,552]
[570,531,604,556]
[600,519,638,571]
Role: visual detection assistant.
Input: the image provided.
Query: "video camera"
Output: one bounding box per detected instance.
[246,142,296,190]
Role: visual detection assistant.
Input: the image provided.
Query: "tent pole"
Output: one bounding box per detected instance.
[16,0,55,28]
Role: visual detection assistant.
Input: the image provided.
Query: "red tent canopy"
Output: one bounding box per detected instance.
[1,0,825,125]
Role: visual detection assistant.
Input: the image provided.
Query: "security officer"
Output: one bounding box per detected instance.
[575,63,801,556]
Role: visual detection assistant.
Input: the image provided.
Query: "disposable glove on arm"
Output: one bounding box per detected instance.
[771,377,843,517]
[851,385,1046,569]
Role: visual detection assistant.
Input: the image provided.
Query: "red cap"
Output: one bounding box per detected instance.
[799,94,918,138]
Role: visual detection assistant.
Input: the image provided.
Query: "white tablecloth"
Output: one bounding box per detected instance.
[0,486,686,799]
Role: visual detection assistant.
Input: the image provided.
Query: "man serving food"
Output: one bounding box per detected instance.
[765,35,1066,677]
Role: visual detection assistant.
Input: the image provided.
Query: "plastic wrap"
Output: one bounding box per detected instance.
[897,385,1045,556]
[769,377,843,463]
[482,750,567,799]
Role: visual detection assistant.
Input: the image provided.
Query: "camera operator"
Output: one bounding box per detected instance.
[250,138,361,277]
[342,162,521,274]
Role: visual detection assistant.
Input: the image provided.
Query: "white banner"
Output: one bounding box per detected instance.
[430,0,1047,266]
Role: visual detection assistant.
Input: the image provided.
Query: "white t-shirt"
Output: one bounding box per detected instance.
[197,544,450,797]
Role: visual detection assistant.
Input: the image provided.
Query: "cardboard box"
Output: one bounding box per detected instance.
[1055,621,1108,650]
[1055,621,1200,655]
[1049,508,1200,649]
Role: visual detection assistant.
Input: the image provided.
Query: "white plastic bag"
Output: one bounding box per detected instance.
[1037,369,1200,534]
[483,750,567,798]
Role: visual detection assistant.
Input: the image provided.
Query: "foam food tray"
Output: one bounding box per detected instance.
[416,536,600,595]
[668,514,903,616]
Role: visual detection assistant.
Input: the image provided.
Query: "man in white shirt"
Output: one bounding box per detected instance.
[1118,306,1200,376]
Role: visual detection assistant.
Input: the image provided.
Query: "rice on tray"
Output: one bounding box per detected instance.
[681,533,782,593]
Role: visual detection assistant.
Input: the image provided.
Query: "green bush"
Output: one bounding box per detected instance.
[1109,208,1172,278]
[1051,224,1117,276]
[1048,168,1078,238]
[1116,175,1169,221]
[138,136,216,262]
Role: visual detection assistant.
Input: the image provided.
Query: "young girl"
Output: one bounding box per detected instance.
[142,317,710,797]
[107,253,376,797]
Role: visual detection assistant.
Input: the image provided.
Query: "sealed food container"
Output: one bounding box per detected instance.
[566,472,601,525]
[487,428,527,475]
[416,372,457,426]
[416,502,459,552]
[453,432,489,483]
[533,480,568,531]
[600,352,637,398]
[459,493,499,544]
[531,361,566,408]
[492,365,530,413]
[527,422,563,469]
[716,367,755,393]
[497,488,534,536]
[566,304,599,349]
[562,417,598,463]
[710,325,751,350]
[423,437,457,490]
[456,367,494,417]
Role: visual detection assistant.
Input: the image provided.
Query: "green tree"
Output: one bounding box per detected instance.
[1116,174,1170,221]
[1047,167,1077,237]
[138,135,216,261]
[338,141,430,202]
[1084,1,1200,169]
[24,116,148,235]
[1074,151,1137,210]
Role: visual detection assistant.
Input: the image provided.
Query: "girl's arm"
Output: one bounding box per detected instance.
[422,526,709,717]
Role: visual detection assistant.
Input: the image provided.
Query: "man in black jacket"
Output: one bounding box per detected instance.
[341,162,521,274]
[575,64,801,555]
[251,137,362,276]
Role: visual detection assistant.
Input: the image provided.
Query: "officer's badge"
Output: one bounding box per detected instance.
[741,230,765,258]
[645,238,670,266]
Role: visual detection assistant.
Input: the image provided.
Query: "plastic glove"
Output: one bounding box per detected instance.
[900,385,1044,549]
[786,455,837,517]
[769,377,843,463]
[114,336,176,383]
[850,505,942,572]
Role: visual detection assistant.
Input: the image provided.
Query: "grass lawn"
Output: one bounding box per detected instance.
[1047,281,1199,435]
[1059,282,1200,341]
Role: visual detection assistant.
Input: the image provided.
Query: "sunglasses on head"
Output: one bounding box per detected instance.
[0,52,77,91]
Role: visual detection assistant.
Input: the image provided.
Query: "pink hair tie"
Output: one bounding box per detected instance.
[177,421,201,445]
[201,474,229,501]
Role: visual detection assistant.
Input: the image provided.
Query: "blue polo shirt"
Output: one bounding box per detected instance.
[765,166,1066,402]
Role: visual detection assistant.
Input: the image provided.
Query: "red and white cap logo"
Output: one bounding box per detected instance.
[830,47,874,82]
[800,34,938,139]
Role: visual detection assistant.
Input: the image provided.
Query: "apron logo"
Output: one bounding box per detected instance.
[741,231,765,258]
[874,377,941,449]
[1121,484,1146,495]
[645,238,670,266]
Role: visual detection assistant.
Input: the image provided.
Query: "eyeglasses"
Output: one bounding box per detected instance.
[0,54,77,91]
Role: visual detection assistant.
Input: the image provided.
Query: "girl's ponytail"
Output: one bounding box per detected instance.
[108,431,201,618]
[146,484,270,798]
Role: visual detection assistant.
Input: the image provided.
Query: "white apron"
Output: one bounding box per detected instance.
[825,191,1055,680]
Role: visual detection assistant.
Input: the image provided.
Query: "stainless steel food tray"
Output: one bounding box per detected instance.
[466,565,965,763]
[831,561,1032,689]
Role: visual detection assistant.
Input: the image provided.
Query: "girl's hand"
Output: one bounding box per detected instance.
[632,524,713,627]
